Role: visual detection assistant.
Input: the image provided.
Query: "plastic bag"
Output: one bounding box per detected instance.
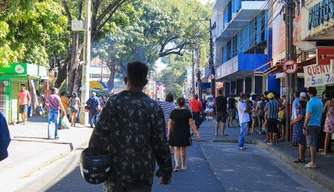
[60,116,71,129]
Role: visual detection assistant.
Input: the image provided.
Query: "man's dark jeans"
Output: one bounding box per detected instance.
[89,111,99,128]
[192,112,201,129]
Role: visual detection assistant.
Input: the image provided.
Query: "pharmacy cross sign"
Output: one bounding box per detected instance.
[283,60,298,75]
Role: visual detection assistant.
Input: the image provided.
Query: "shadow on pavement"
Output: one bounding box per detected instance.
[44,142,224,192]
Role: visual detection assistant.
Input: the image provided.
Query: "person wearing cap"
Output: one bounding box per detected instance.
[303,87,323,168]
[300,92,307,101]
[264,92,279,145]
[86,91,101,128]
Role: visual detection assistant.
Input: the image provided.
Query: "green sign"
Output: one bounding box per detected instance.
[0,63,28,75]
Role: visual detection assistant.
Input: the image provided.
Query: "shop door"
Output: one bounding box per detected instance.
[0,82,5,115]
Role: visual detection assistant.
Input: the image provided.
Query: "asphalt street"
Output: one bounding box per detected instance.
[15,141,329,192]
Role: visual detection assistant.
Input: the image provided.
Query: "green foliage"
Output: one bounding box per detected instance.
[158,54,192,98]
[0,0,68,67]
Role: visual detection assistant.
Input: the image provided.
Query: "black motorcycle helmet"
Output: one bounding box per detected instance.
[80,148,111,184]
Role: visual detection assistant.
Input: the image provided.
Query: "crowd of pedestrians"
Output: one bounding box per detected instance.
[190,87,333,168]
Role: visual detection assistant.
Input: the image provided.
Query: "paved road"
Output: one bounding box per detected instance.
[15,141,328,192]
[200,142,329,192]
[18,142,223,192]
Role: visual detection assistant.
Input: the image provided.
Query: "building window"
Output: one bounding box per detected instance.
[233,36,238,57]
[261,12,265,41]
[227,41,231,60]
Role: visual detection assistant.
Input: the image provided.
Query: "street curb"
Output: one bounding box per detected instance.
[256,141,334,192]
[22,141,88,178]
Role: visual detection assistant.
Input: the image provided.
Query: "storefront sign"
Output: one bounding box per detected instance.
[317,47,334,65]
[308,0,334,30]
[304,63,334,87]
[0,63,27,75]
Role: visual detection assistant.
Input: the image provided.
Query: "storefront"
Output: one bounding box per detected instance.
[0,63,48,122]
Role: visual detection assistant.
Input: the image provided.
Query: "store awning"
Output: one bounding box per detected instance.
[254,60,284,76]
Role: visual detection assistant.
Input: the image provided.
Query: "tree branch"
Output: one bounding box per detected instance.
[62,0,72,25]
[96,0,127,31]
[159,36,179,54]
[78,0,83,20]
[159,40,189,57]
[95,0,126,28]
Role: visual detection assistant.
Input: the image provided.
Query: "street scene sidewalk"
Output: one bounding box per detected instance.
[0,117,93,192]
[197,119,334,191]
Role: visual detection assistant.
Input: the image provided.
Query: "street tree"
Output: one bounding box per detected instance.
[0,0,67,68]
[92,0,212,92]
[56,0,137,93]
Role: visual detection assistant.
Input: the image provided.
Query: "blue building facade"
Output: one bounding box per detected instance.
[212,0,270,95]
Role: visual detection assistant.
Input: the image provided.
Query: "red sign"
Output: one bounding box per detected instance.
[283,60,298,74]
[317,47,334,65]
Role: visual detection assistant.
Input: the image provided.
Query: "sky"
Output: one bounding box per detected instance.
[155,0,212,72]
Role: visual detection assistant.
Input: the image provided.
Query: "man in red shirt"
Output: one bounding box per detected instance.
[189,94,203,129]
[17,84,31,125]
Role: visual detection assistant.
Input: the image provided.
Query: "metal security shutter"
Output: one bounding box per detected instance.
[11,82,19,122]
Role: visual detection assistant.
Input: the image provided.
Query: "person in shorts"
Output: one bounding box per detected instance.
[17,84,31,125]
[69,92,80,127]
[265,93,279,145]
[215,90,228,136]
[303,87,323,168]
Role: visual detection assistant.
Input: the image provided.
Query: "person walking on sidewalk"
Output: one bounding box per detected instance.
[160,93,176,153]
[0,112,11,161]
[168,98,200,172]
[45,88,66,139]
[215,90,228,136]
[189,94,203,130]
[303,87,323,168]
[88,62,172,191]
[237,93,251,151]
[86,92,100,128]
[291,100,307,163]
[321,90,334,155]
[70,92,80,127]
[265,93,279,145]
[17,84,31,125]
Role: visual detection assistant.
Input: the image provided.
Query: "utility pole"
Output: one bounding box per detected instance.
[192,49,195,96]
[285,0,296,141]
[209,20,216,97]
[195,34,202,100]
[80,0,91,125]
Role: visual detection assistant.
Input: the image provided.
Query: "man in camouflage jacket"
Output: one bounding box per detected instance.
[89,61,172,192]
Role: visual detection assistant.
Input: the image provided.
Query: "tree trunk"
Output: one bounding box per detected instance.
[54,56,70,88]
[73,63,83,94]
[66,32,81,93]
[107,61,116,92]
[28,80,38,116]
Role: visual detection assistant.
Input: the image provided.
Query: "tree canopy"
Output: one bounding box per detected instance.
[0,0,68,67]
[92,0,212,92]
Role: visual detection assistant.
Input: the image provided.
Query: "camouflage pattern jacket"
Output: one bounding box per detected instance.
[89,90,172,191]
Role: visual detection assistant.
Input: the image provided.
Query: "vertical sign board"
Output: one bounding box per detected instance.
[304,64,334,87]
[317,47,334,65]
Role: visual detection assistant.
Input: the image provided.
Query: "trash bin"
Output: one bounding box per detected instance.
[27,106,32,118]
